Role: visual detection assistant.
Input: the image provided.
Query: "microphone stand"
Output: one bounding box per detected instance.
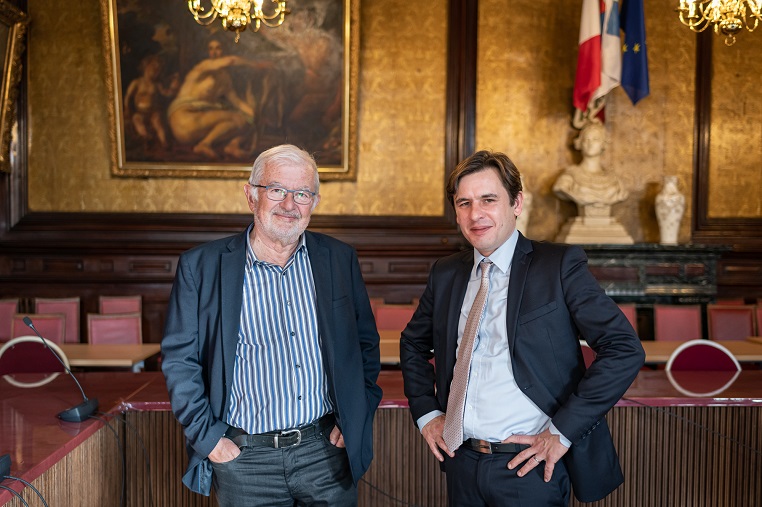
[23,316,99,422]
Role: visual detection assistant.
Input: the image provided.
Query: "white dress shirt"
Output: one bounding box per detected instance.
[418,230,570,446]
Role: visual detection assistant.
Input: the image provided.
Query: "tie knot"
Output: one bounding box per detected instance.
[480,260,492,279]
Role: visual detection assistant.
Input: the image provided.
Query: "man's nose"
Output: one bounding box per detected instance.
[469,203,484,219]
[279,193,298,209]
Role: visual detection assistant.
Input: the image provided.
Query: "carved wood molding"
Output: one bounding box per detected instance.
[691,31,762,247]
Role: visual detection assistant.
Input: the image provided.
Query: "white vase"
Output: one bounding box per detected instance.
[655,176,685,245]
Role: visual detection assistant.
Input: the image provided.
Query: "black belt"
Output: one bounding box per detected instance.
[464,438,529,455]
[226,414,335,449]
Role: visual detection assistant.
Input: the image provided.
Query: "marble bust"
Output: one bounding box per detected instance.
[553,120,628,215]
[553,121,633,244]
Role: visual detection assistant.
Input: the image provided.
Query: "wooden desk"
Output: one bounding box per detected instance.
[3,371,762,507]
[640,339,762,364]
[59,343,161,372]
[385,330,762,366]
[378,329,403,364]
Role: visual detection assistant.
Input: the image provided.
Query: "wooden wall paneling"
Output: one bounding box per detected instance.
[690,31,762,300]
[1,424,122,507]
[120,405,762,507]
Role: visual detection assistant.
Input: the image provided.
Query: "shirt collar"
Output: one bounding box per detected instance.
[471,229,519,277]
[245,223,307,268]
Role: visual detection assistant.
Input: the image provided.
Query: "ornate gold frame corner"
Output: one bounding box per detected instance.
[0,1,28,174]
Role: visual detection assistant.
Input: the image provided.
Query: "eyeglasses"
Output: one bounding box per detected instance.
[252,184,316,205]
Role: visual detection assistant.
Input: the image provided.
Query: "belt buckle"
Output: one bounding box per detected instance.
[473,440,493,454]
[274,429,302,448]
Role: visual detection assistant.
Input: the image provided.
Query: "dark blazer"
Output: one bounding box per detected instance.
[162,228,383,496]
[400,233,645,503]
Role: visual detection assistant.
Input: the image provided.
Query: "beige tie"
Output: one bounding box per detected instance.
[443,259,492,452]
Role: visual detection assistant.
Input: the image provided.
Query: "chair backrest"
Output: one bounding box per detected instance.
[665,339,741,371]
[0,335,70,388]
[617,304,638,334]
[99,295,142,315]
[35,297,81,344]
[0,298,19,342]
[87,312,143,344]
[11,313,67,344]
[374,304,416,332]
[579,340,596,368]
[706,304,755,341]
[369,297,384,319]
[756,306,762,336]
[653,305,702,341]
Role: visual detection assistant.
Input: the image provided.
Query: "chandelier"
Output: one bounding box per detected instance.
[188,0,289,43]
[677,0,762,45]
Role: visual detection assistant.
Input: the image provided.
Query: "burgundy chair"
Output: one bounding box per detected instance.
[756,306,762,336]
[653,305,702,341]
[665,340,741,397]
[369,297,384,320]
[35,297,81,343]
[11,313,67,344]
[87,312,143,344]
[666,339,741,371]
[579,340,596,368]
[374,304,416,332]
[706,304,755,341]
[617,304,638,334]
[99,295,142,315]
[0,335,70,388]
[0,298,19,342]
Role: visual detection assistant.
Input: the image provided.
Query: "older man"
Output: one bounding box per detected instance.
[162,144,382,506]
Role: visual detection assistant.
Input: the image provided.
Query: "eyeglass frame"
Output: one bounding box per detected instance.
[251,184,317,205]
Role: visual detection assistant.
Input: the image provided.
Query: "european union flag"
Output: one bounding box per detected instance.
[620,0,649,105]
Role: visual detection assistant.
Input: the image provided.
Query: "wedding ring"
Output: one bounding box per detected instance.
[532,456,541,464]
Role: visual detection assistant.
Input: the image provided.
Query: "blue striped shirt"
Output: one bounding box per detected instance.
[227,227,331,433]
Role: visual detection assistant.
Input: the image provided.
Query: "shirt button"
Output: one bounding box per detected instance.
[298,395,302,400]
[290,331,295,337]
[295,364,301,368]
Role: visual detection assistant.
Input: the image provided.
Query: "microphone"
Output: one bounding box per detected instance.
[23,316,98,422]
[0,453,9,477]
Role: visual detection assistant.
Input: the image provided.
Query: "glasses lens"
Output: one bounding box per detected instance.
[267,187,287,201]
[293,191,313,205]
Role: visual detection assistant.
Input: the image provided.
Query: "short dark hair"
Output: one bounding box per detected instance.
[446,150,522,208]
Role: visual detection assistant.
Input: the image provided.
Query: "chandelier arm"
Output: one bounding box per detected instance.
[679,10,711,32]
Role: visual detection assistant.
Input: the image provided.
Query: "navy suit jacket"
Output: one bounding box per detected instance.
[400,233,645,502]
[162,228,382,495]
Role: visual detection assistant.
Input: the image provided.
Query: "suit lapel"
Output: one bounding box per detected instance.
[506,234,533,350]
[445,252,473,375]
[305,232,335,369]
[221,231,247,392]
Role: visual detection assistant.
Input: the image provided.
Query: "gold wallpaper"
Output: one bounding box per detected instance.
[477,0,697,243]
[25,0,759,236]
[708,33,762,218]
[27,0,447,216]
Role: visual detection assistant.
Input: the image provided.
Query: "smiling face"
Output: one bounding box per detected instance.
[454,168,523,257]
[244,161,320,248]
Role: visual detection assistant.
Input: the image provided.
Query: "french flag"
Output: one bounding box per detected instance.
[573,0,621,113]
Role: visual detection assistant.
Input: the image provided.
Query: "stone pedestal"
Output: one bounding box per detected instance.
[555,204,633,244]
[556,217,634,244]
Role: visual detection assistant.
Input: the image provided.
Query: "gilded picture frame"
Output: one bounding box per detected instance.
[0,1,27,174]
[101,0,358,180]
